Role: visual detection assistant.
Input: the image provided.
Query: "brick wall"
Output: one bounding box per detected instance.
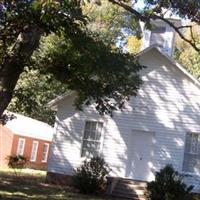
[11,135,51,169]
[0,124,14,168]
[0,123,52,169]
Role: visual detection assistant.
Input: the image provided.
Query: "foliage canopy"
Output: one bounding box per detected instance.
[0,0,142,122]
[1,0,200,123]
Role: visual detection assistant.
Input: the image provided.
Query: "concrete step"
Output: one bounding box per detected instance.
[112,191,146,200]
[111,178,147,200]
[116,183,146,191]
[114,188,145,196]
[113,189,145,197]
[118,179,147,187]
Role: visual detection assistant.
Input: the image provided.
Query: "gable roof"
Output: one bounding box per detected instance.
[5,112,54,141]
[138,45,200,89]
[48,46,200,109]
[47,91,75,110]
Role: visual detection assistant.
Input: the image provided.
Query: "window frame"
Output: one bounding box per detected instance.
[41,143,49,163]
[182,132,200,175]
[30,141,39,162]
[16,138,25,156]
[80,120,104,158]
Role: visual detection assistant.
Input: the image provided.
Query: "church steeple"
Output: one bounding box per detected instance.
[140,19,181,57]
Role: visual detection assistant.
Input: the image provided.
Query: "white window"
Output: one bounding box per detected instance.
[183,133,200,174]
[42,143,49,162]
[30,141,39,162]
[150,26,166,48]
[17,138,25,156]
[81,121,103,157]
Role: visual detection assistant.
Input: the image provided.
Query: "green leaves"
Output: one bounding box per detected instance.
[175,24,200,79]
[8,68,67,125]
[1,0,143,122]
[31,0,41,11]
[146,165,193,200]
[83,0,141,46]
[31,30,143,116]
[8,31,142,123]
[73,156,110,194]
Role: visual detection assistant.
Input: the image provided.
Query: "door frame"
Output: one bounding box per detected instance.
[127,129,156,181]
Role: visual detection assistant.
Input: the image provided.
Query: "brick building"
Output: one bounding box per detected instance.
[0,113,53,169]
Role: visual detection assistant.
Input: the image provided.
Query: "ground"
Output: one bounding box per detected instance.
[0,169,115,200]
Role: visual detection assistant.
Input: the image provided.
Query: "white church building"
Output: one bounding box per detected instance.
[47,18,200,197]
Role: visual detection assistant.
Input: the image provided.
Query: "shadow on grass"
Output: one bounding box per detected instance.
[0,171,118,200]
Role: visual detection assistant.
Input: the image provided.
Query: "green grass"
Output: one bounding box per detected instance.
[0,169,115,200]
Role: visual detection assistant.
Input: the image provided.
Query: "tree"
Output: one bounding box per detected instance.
[0,0,84,118]
[83,0,141,46]
[0,0,142,121]
[126,35,141,54]
[2,0,200,122]
[8,1,142,124]
[108,0,200,52]
[8,69,66,125]
[175,24,200,79]
[8,35,68,125]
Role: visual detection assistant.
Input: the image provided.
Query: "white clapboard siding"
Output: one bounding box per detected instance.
[48,48,200,192]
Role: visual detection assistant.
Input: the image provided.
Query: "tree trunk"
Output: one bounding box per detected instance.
[0,25,43,119]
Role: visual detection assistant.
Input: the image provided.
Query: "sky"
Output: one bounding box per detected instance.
[134,0,146,10]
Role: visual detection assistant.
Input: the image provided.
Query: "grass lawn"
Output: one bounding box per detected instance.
[0,169,115,200]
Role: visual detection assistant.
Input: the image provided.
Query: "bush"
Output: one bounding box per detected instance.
[7,155,27,175]
[73,156,110,194]
[8,155,27,169]
[146,165,193,200]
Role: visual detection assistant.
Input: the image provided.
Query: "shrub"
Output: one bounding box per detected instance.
[73,156,110,194]
[7,155,27,175]
[146,164,193,200]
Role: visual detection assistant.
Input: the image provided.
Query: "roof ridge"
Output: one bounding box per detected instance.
[47,46,200,108]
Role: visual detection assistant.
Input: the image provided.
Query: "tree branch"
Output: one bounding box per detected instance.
[189,25,196,44]
[153,15,200,52]
[108,0,149,22]
[177,25,192,29]
[108,0,200,52]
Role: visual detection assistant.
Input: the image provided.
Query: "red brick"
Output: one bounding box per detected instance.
[0,124,51,169]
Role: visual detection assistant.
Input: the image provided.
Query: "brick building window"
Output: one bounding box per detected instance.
[81,121,103,157]
[17,138,25,156]
[30,141,39,162]
[42,143,49,162]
